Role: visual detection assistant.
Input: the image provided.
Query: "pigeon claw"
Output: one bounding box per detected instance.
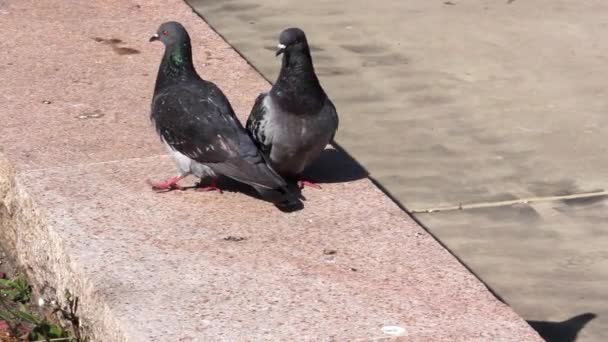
[195,178,223,193]
[195,186,222,193]
[298,179,322,190]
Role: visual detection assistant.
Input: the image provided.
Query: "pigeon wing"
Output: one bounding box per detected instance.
[324,98,339,142]
[153,85,286,190]
[152,85,237,164]
[245,93,272,155]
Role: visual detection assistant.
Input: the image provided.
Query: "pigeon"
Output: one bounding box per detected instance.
[148,21,296,206]
[246,28,339,189]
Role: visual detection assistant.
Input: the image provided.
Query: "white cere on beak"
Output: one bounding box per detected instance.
[152,33,159,39]
[277,43,286,49]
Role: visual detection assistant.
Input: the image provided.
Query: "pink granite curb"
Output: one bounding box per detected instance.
[0,0,542,340]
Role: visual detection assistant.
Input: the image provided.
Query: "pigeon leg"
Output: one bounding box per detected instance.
[298,179,322,190]
[196,177,223,193]
[148,175,185,192]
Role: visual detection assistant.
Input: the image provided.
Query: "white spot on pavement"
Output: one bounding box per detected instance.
[381,326,407,336]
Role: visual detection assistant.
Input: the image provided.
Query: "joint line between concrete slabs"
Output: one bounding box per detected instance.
[410,190,608,214]
[19,154,169,175]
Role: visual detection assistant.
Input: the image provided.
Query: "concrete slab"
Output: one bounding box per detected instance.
[187,0,608,208]
[0,0,267,171]
[0,0,540,341]
[8,156,537,341]
[187,0,608,340]
[418,200,608,341]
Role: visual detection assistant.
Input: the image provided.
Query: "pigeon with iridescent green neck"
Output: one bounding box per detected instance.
[148,22,298,207]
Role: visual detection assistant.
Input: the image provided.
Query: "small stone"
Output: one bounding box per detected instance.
[323,249,337,255]
[223,236,247,242]
[42,100,52,104]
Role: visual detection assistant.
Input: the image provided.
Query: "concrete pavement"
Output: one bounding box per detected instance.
[0,0,541,340]
[187,0,608,340]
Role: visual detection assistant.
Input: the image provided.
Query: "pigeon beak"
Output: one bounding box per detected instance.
[276,43,286,56]
[149,33,159,42]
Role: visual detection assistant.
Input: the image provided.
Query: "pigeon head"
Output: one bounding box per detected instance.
[149,21,189,46]
[150,21,196,90]
[271,27,325,114]
[276,28,309,56]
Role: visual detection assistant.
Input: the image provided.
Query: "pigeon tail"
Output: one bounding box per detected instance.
[210,159,302,209]
[255,185,302,211]
[208,157,285,191]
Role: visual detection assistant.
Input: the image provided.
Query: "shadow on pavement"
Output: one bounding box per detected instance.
[302,143,369,184]
[527,313,597,342]
[181,142,368,212]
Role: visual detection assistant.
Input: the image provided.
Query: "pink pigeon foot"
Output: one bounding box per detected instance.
[298,179,322,190]
[196,178,223,193]
[148,175,185,192]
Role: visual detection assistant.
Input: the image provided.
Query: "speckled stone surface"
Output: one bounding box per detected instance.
[0,0,541,341]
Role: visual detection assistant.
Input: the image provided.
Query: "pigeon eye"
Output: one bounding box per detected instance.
[162,30,168,36]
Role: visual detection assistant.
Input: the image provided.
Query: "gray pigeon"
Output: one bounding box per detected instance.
[148,22,296,205]
[246,28,339,189]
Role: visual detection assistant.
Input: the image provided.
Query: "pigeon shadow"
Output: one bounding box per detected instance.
[527,313,597,342]
[300,143,369,185]
[173,141,367,211]
[191,177,304,213]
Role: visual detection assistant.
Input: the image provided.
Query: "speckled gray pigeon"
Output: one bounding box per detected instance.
[246,28,339,189]
[148,21,296,205]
